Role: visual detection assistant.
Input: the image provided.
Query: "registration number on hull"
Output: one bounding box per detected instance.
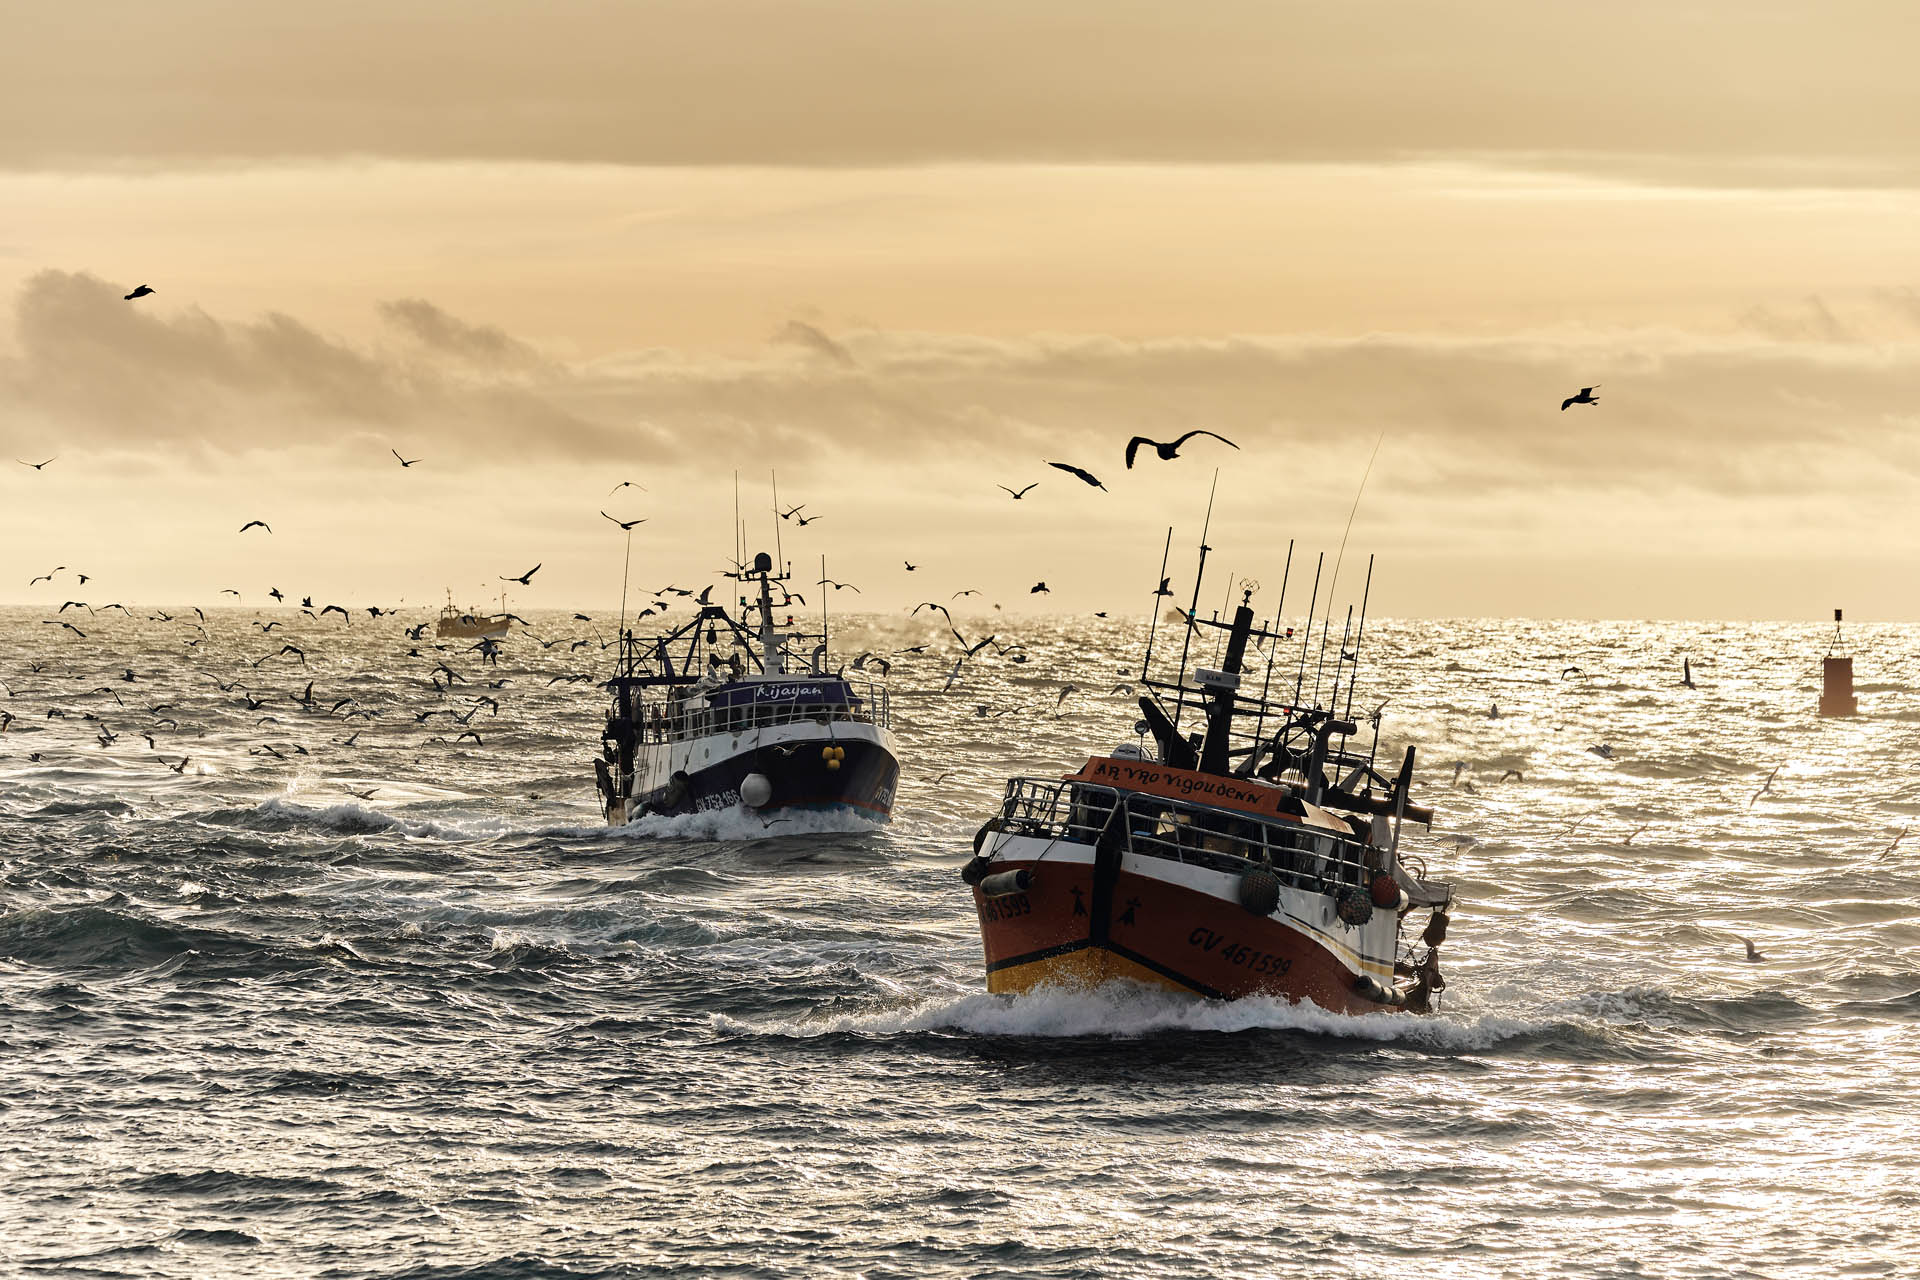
[979,893,1031,922]
[1188,926,1293,976]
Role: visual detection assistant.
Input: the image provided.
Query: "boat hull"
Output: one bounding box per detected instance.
[614,723,898,824]
[972,834,1405,1015]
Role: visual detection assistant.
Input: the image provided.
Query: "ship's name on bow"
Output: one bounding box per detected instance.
[1076,759,1275,810]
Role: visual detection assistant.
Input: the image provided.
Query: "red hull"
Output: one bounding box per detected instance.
[973,852,1398,1016]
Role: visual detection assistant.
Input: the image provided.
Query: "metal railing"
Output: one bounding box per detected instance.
[995,777,1375,896]
[637,682,891,744]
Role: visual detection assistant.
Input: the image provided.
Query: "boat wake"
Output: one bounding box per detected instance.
[712,981,1555,1051]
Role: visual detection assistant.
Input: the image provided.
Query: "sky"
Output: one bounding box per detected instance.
[4,2,1920,620]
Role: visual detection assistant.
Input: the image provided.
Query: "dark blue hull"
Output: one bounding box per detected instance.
[633,736,898,823]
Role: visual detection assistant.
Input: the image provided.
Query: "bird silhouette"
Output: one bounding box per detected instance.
[1030,582,1051,593]
[601,512,647,530]
[611,480,648,496]
[998,483,1038,499]
[501,563,541,585]
[1561,385,1600,411]
[1681,657,1696,689]
[1046,461,1106,490]
[904,562,918,572]
[392,449,421,467]
[124,285,154,300]
[238,520,271,534]
[1124,430,1239,468]
[1739,936,1766,962]
[17,458,55,470]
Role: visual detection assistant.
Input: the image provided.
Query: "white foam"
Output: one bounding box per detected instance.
[711,981,1550,1050]
[612,805,881,843]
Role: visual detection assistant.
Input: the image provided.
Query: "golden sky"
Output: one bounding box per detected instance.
[4,3,1920,618]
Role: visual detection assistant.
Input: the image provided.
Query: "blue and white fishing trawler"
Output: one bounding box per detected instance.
[593,552,898,825]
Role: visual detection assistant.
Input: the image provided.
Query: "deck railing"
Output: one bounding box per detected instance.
[995,777,1375,896]
[637,681,891,744]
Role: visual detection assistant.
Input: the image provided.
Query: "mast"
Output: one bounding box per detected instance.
[771,469,784,573]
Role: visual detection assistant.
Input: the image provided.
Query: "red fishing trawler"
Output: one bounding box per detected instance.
[961,535,1454,1015]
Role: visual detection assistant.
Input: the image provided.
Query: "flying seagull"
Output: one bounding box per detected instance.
[392,449,421,468]
[1681,657,1696,689]
[17,458,55,470]
[238,520,271,534]
[601,512,647,530]
[501,563,541,585]
[1739,936,1766,963]
[998,483,1038,500]
[1749,765,1780,808]
[1030,582,1051,594]
[610,480,648,496]
[1561,385,1600,411]
[124,285,154,300]
[1124,430,1240,469]
[1046,461,1106,490]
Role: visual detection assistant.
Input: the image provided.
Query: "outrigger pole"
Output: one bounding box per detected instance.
[1139,526,1174,684]
[1249,538,1295,752]
[1171,471,1219,735]
[1293,552,1323,707]
[1342,555,1375,764]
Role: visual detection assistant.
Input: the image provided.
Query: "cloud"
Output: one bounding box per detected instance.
[6,269,1920,507]
[4,3,1919,183]
[379,298,546,369]
[772,319,856,368]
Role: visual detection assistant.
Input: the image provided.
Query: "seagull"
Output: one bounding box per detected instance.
[1587,743,1614,759]
[169,757,190,773]
[238,520,271,534]
[1046,461,1106,490]
[1739,936,1766,963]
[1561,666,1584,679]
[1497,769,1524,783]
[124,285,154,300]
[27,567,65,584]
[601,512,647,530]
[343,786,379,800]
[1124,430,1239,468]
[1030,582,1050,594]
[392,449,421,467]
[1560,385,1600,411]
[942,658,965,692]
[1681,657,1696,689]
[778,503,806,520]
[17,458,55,470]
[1878,826,1908,861]
[998,483,1038,500]
[1749,766,1780,808]
[1054,684,1078,709]
[501,563,541,585]
[611,481,649,496]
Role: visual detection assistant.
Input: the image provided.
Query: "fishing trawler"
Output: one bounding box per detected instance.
[961,536,1454,1015]
[593,551,898,825]
[436,591,514,640]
